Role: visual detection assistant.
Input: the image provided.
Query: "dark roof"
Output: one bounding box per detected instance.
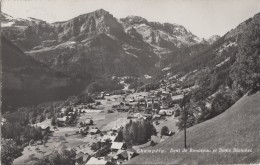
[104,156,113,161]
[119,151,128,159]
[76,154,83,159]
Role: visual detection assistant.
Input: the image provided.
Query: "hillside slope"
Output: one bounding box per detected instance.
[1,36,87,112]
[128,91,260,164]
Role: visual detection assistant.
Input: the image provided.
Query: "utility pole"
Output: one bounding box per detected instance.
[182,93,187,149]
[184,106,187,149]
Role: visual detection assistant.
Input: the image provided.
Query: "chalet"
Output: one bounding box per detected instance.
[37,140,43,145]
[86,157,111,165]
[68,111,76,115]
[57,116,67,123]
[171,94,184,104]
[84,118,93,125]
[94,92,104,100]
[60,107,67,114]
[159,109,174,116]
[99,134,118,143]
[127,113,135,119]
[104,156,113,162]
[1,118,6,125]
[89,128,100,135]
[172,104,181,111]
[152,114,161,120]
[128,98,135,102]
[111,142,127,153]
[64,147,72,151]
[138,98,146,106]
[161,101,170,109]
[146,100,160,110]
[161,91,170,97]
[114,150,128,163]
[127,113,142,119]
[117,106,130,112]
[75,152,90,165]
[78,126,89,134]
[115,148,138,162]
[38,125,53,135]
[39,125,50,131]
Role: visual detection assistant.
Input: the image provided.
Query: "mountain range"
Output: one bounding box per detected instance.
[1,9,259,111]
[1,9,220,77]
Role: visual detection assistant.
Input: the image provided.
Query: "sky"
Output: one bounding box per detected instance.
[1,0,260,38]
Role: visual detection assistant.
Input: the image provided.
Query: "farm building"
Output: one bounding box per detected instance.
[146,100,160,110]
[78,126,89,134]
[98,134,118,143]
[89,128,100,135]
[75,152,91,165]
[86,157,111,165]
[111,142,127,153]
[127,113,142,119]
[172,104,181,111]
[153,114,161,120]
[159,109,174,116]
[171,94,184,103]
[57,116,68,123]
[114,149,138,162]
[117,106,130,112]
[84,118,93,125]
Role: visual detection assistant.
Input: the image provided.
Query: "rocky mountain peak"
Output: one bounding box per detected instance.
[51,8,124,42]
[1,12,13,21]
[206,35,220,44]
[120,15,149,26]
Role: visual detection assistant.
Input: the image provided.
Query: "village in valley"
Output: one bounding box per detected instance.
[9,75,188,165]
[2,2,260,164]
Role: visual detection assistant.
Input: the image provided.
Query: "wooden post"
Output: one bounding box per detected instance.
[184,108,187,149]
[182,93,187,149]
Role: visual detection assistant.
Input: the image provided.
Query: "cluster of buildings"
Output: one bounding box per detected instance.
[72,128,139,165]
[111,89,183,120]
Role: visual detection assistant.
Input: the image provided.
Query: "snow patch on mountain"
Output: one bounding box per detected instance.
[144,74,152,79]
[217,41,237,55]
[1,21,15,27]
[162,66,171,71]
[125,51,138,58]
[216,57,230,67]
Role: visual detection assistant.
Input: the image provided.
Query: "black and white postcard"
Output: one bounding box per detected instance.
[1,0,260,164]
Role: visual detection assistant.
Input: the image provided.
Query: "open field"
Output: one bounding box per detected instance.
[128,91,260,164]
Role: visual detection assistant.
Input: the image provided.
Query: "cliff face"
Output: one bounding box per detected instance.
[120,16,201,55]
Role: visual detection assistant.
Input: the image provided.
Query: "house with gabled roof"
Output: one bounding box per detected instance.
[85,157,113,165]
[111,142,127,153]
[89,128,100,135]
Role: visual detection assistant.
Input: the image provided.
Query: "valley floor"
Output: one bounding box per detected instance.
[13,92,180,165]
